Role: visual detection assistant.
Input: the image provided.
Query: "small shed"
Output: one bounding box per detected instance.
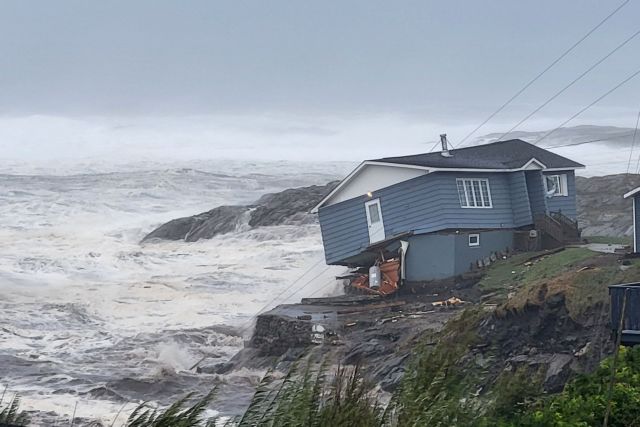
[623,187,640,252]
[609,283,640,346]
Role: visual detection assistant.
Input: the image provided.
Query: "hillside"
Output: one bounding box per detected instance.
[576,173,640,237]
[220,247,640,426]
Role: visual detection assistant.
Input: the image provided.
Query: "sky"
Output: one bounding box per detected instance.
[1,0,639,166]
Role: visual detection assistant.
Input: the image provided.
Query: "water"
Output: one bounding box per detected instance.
[0,160,349,425]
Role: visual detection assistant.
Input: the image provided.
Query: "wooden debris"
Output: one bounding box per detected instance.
[431,297,466,307]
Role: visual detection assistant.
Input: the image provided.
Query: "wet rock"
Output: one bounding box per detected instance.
[197,361,234,375]
[342,339,390,365]
[544,353,573,392]
[250,313,316,356]
[142,206,248,242]
[141,181,338,243]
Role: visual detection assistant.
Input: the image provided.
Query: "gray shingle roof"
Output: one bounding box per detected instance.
[371,139,584,170]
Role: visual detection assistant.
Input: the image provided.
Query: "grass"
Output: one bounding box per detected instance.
[498,255,640,322]
[584,235,633,245]
[239,358,384,427]
[477,248,595,300]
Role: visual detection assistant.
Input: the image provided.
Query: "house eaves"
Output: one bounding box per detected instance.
[310,158,583,213]
[624,187,640,199]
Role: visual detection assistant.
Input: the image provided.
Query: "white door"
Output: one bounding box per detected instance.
[365,199,385,243]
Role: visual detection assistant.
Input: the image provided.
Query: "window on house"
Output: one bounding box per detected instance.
[456,178,492,208]
[367,203,381,223]
[469,233,480,247]
[545,174,568,197]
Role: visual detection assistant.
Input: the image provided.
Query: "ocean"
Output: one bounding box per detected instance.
[0,160,350,425]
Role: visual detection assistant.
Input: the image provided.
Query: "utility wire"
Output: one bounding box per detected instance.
[540,132,635,149]
[238,263,332,334]
[457,0,630,146]
[498,27,640,141]
[535,67,640,144]
[426,139,441,153]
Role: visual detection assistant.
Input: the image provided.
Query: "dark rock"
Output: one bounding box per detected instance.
[544,353,573,392]
[141,181,339,243]
[249,184,338,227]
[197,362,234,375]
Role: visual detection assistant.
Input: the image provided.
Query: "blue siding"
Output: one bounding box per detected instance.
[635,196,640,252]
[403,230,514,281]
[318,195,370,264]
[544,170,577,219]
[525,171,548,216]
[508,171,533,226]
[319,171,518,264]
[453,230,514,275]
[405,234,455,280]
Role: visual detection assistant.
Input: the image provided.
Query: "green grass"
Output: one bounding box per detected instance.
[477,248,595,299]
[584,235,633,245]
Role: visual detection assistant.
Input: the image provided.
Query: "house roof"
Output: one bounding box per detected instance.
[372,139,584,170]
[624,187,640,199]
[311,139,584,213]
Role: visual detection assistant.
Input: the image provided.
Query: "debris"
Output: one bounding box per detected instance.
[346,322,357,327]
[576,266,592,272]
[297,315,312,320]
[432,297,466,307]
[574,342,591,357]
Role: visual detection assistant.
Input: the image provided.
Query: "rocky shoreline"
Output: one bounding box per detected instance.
[141,181,338,242]
[143,173,640,244]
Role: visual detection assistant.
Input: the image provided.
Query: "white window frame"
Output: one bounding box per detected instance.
[456,178,493,208]
[545,174,568,197]
[468,233,480,247]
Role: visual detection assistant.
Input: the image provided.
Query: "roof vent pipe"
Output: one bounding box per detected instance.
[440,133,452,157]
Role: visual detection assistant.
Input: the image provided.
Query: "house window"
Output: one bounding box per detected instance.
[367,202,381,223]
[545,174,568,197]
[469,233,480,247]
[456,178,492,208]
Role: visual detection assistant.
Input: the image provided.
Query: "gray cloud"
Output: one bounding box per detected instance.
[1,0,639,120]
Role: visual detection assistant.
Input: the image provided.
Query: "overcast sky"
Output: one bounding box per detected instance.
[1,1,639,165]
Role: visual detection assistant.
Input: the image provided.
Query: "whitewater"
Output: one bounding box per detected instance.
[0,160,351,426]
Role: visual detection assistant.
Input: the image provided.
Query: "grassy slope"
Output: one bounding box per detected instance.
[477,248,595,300]
[397,248,640,426]
[584,235,633,245]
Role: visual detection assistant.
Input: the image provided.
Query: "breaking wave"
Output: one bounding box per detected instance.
[0,161,346,425]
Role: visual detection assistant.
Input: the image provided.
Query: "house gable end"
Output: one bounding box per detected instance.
[311,162,429,212]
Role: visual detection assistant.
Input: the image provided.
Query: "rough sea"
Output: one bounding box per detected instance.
[0,160,351,426]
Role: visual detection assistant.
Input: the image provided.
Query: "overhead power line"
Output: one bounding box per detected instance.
[238,262,332,334]
[535,67,640,144]
[498,27,640,141]
[456,0,630,146]
[534,132,635,149]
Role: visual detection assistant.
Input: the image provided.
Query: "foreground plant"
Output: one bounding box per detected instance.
[125,388,223,427]
[239,359,385,427]
[0,392,29,426]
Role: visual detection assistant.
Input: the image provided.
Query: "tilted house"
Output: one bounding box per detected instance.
[312,139,584,282]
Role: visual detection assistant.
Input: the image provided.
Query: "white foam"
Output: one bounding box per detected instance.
[0,161,345,423]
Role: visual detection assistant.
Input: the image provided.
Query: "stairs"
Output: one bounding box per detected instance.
[534,211,581,246]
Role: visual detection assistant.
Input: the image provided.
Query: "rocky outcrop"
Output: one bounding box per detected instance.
[576,174,640,237]
[142,173,639,243]
[142,182,338,243]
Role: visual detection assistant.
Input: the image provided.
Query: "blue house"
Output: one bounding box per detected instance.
[312,138,584,282]
[623,187,640,253]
